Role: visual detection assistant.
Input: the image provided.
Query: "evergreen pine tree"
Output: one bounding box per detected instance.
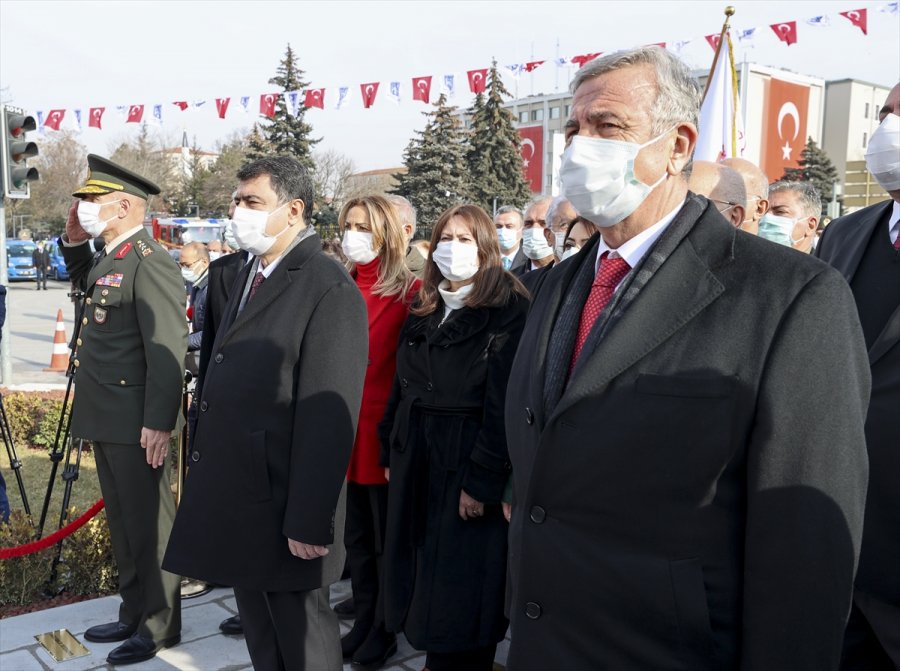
[391,94,471,234]
[256,44,320,172]
[465,61,532,213]
[245,124,272,162]
[781,137,840,214]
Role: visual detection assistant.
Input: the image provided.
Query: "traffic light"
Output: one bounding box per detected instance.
[1,105,40,199]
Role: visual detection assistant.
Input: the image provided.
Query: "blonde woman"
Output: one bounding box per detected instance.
[338,195,419,668]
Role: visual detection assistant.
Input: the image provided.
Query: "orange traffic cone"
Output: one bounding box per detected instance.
[44,309,70,372]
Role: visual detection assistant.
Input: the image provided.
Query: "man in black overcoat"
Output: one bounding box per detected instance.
[816,82,900,671]
[164,156,368,671]
[504,47,870,671]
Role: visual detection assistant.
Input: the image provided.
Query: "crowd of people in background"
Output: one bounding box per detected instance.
[32,43,899,671]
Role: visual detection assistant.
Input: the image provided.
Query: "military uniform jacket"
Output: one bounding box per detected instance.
[62,230,188,444]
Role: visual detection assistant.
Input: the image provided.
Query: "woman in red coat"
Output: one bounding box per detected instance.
[339,195,419,668]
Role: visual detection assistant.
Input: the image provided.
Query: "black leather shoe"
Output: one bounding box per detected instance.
[219,615,243,635]
[106,634,180,665]
[333,596,356,619]
[351,630,397,668]
[83,621,136,643]
[341,622,369,659]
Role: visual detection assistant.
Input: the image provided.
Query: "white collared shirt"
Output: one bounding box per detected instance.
[889,201,900,246]
[593,200,687,289]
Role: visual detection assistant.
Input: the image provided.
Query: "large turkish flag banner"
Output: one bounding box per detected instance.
[761,77,810,182]
[518,125,544,192]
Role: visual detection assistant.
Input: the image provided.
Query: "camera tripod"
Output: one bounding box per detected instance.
[1,391,31,517]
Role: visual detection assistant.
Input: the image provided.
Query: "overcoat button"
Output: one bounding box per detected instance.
[401,378,409,388]
[120,380,126,386]
[200,401,208,411]
[73,359,80,368]
[525,407,534,425]
[525,602,542,619]
[530,506,546,524]
[82,317,88,325]
[100,298,106,305]
[191,451,201,462]
[85,297,92,305]
[214,353,224,363]
[426,382,434,391]
[408,340,414,346]
[76,338,83,347]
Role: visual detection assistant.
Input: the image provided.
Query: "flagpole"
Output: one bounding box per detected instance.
[700,6,735,105]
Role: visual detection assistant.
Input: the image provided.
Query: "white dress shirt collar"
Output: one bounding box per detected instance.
[594,199,687,274]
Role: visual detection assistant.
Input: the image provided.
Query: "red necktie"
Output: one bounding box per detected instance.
[893,229,900,250]
[570,252,631,369]
[248,271,265,300]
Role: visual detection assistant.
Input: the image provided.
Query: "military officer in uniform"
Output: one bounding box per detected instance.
[60,155,187,666]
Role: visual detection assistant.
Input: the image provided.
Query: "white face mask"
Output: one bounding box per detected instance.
[553,231,567,258]
[865,113,900,191]
[560,128,672,228]
[432,240,479,282]
[77,199,122,238]
[341,230,379,265]
[522,228,554,260]
[208,251,221,262]
[561,246,581,261]
[181,261,201,284]
[496,227,520,251]
[230,203,289,256]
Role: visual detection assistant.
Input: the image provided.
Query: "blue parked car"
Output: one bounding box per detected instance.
[6,240,38,282]
[48,250,69,281]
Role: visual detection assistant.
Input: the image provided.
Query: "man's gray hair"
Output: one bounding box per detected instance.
[495,205,523,225]
[385,194,417,230]
[571,46,702,135]
[769,180,822,218]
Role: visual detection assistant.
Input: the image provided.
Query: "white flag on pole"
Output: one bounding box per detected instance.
[695,27,745,162]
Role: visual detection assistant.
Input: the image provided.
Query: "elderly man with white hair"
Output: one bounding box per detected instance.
[504,45,869,671]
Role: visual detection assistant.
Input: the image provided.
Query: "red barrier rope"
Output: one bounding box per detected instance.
[0,499,105,560]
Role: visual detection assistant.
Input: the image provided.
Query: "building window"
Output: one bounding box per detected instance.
[862,132,867,148]
[565,104,571,116]
[864,102,869,118]
[532,109,544,121]
[519,111,529,123]
[550,106,560,119]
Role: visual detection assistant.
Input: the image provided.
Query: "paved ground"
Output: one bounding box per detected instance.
[0,580,510,670]
[3,279,75,389]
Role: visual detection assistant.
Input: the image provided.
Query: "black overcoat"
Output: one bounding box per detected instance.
[815,200,900,636]
[379,290,528,653]
[504,196,871,670]
[163,232,368,592]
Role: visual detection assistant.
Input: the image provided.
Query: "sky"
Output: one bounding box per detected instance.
[1,0,898,173]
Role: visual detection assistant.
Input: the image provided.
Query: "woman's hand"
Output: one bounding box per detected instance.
[459,489,484,520]
[384,467,390,482]
[502,502,512,523]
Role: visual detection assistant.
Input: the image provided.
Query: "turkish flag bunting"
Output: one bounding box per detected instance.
[705,34,722,51]
[173,101,189,111]
[260,93,278,118]
[126,105,144,123]
[89,107,105,129]
[412,76,432,103]
[467,69,488,94]
[215,98,230,119]
[44,110,65,131]
[570,52,601,68]
[770,21,798,46]
[839,9,867,35]
[524,60,545,72]
[650,42,666,49]
[304,89,325,109]
[360,82,379,109]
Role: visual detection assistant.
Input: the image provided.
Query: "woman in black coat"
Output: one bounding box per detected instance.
[379,204,529,671]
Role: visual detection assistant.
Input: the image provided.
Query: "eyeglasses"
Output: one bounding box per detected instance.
[710,199,739,213]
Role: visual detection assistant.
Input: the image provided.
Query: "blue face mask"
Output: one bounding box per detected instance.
[496,227,520,251]
[758,213,799,247]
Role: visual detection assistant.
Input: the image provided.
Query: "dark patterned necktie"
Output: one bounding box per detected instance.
[569,252,630,370]
[248,271,265,300]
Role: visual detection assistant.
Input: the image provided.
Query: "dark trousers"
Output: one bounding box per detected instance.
[425,644,497,671]
[840,589,900,670]
[93,441,180,642]
[35,268,47,289]
[344,482,389,636]
[233,585,341,671]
